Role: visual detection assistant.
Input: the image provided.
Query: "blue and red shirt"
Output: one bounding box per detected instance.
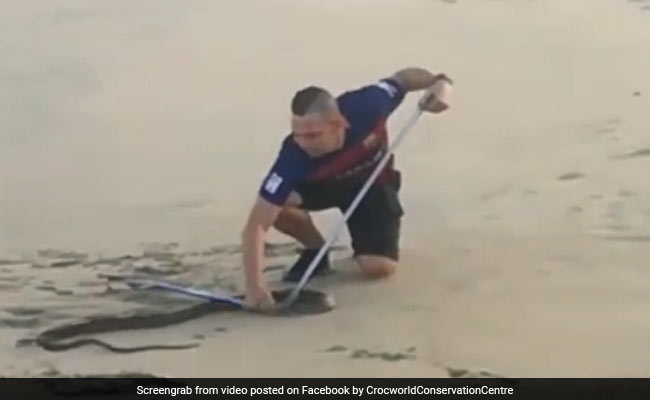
[259,78,406,206]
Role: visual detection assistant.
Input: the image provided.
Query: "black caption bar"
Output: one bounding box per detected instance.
[3,377,650,399]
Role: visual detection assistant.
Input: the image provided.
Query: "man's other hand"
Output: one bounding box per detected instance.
[419,75,453,113]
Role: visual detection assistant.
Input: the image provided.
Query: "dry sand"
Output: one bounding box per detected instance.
[2,0,650,378]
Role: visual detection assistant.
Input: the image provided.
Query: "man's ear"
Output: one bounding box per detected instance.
[334,112,350,130]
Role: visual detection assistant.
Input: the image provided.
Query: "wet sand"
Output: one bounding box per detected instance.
[2,0,650,377]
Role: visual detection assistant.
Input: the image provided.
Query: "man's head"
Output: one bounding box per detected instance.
[290,86,349,157]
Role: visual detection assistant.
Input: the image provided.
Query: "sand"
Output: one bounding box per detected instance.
[2,0,650,378]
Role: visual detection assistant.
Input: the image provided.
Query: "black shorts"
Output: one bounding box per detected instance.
[294,169,404,261]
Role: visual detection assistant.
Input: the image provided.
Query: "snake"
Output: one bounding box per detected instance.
[17,289,335,353]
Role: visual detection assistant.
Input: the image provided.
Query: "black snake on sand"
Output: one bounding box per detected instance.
[17,289,334,353]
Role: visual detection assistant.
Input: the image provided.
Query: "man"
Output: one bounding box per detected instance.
[241,67,453,311]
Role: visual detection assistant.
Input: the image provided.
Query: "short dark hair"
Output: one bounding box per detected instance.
[291,86,335,116]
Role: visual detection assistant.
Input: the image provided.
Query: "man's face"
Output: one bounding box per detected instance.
[291,112,348,157]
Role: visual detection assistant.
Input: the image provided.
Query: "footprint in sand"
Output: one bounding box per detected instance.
[35,284,74,296]
[0,317,40,329]
[0,258,29,266]
[320,345,417,362]
[1,307,46,329]
[568,206,583,214]
[30,260,83,269]
[321,346,417,362]
[323,345,347,353]
[4,307,44,317]
[590,117,624,143]
[85,255,136,267]
[133,263,184,277]
[350,349,415,362]
[584,190,650,241]
[49,260,80,268]
[610,148,650,161]
[0,274,32,290]
[263,263,286,273]
[618,190,637,198]
[0,275,23,283]
[601,234,650,242]
[36,249,87,260]
[77,280,107,288]
[445,367,504,379]
[595,127,617,136]
[557,172,585,181]
[592,118,620,136]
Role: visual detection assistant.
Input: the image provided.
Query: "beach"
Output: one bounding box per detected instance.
[2,0,650,378]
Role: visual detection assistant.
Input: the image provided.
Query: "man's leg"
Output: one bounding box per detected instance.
[355,254,398,279]
[273,206,324,249]
[273,191,333,282]
[350,216,401,279]
[346,171,404,279]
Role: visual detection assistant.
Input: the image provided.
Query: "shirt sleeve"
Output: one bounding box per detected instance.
[340,77,407,129]
[369,77,407,117]
[258,138,309,206]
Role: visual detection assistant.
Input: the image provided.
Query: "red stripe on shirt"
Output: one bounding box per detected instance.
[307,119,391,182]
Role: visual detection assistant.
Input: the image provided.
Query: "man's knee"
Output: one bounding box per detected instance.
[355,254,397,279]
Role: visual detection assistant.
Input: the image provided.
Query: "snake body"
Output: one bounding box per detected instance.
[22,289,334,353]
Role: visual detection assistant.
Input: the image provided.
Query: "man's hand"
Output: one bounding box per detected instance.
[418,75,453,113]
[244,283,276,312]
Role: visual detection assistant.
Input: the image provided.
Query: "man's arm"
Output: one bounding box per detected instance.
[390,67,451,92]
[241,196,282,292]
[354,67,451,121]
[241,137,309,306]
